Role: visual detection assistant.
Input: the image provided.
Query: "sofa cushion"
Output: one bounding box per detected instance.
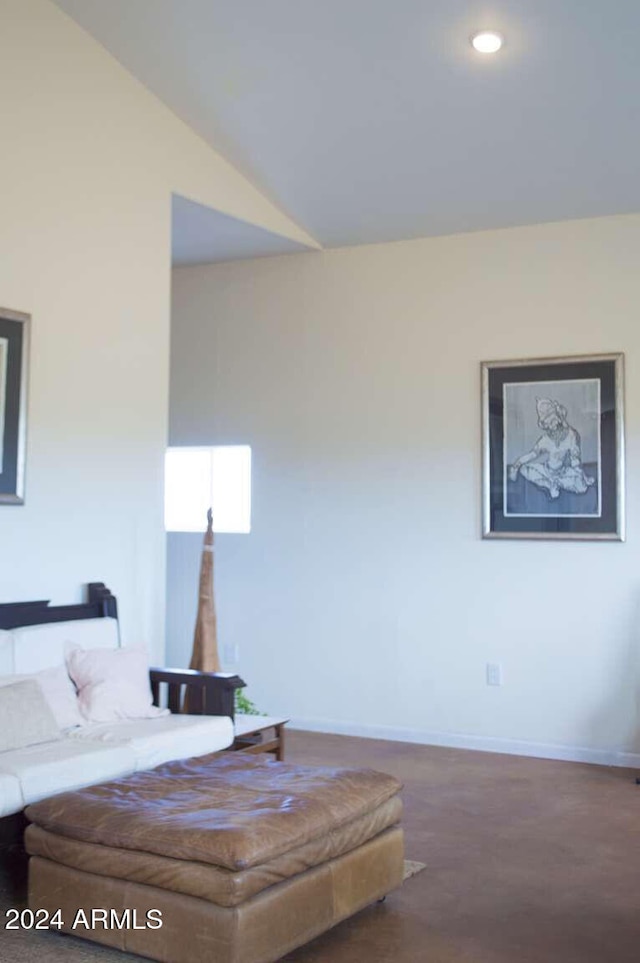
[0,739,136,806]
[0,771,24,817]
[0,680,62,752]
[11,617,119,674]
[68,714,234,771]
[66,644,168,723]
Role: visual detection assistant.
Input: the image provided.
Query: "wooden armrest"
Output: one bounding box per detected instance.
[149,667,246,719]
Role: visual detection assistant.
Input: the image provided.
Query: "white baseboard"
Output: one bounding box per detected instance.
[288,716,640,769]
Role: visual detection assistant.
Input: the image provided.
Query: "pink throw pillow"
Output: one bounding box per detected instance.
[35,665,85,730]
[66,645,168,723]
[0,666,84,730]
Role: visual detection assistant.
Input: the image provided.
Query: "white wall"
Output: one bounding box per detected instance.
[0,0,313,662]
[170,214,640,765]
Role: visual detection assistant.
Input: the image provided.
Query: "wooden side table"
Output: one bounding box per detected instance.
[232,714,289,761]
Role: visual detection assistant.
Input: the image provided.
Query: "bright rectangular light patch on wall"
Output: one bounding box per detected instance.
[164,446,251,533]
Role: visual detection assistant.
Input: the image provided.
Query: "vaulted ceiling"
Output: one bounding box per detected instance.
[56,0,640,263]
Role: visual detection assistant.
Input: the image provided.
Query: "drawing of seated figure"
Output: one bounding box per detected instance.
[509,397,596,499]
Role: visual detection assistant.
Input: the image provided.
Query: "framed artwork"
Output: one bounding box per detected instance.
[481,353,624,540]
[0,308,30,505]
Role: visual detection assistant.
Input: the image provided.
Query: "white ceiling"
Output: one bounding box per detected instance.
[56,0,640,263]
[171,196,312,265]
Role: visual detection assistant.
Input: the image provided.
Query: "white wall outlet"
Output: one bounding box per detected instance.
[486,662,503,686]
[223,643,239,665]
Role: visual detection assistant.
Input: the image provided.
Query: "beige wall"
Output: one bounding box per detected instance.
[170,213,640,764]
[0,0,312,660]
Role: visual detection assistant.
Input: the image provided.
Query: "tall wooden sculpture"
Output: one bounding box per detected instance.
[183,508,246,717]
[189,507,221,675]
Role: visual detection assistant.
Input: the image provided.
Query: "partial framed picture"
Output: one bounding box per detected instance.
[0,309,30,505]
[482,354,624,540]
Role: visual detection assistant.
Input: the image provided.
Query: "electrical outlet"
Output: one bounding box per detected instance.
[486,662,503,686]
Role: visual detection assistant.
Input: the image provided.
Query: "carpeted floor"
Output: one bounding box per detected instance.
[285,731,640,963]
[1,731,639,962]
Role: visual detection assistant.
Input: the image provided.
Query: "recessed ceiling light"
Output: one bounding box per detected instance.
[471,31,504,54]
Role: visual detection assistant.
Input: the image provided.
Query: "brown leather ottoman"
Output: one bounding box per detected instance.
[25,753,404,963]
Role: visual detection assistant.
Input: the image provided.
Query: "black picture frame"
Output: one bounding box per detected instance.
[0,309,30,505]
[482,354,625,540]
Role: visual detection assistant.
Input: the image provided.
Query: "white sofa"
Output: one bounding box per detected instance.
[0,616,235,817]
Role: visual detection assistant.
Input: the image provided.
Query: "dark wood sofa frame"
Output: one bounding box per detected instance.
[0,581,246,718]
